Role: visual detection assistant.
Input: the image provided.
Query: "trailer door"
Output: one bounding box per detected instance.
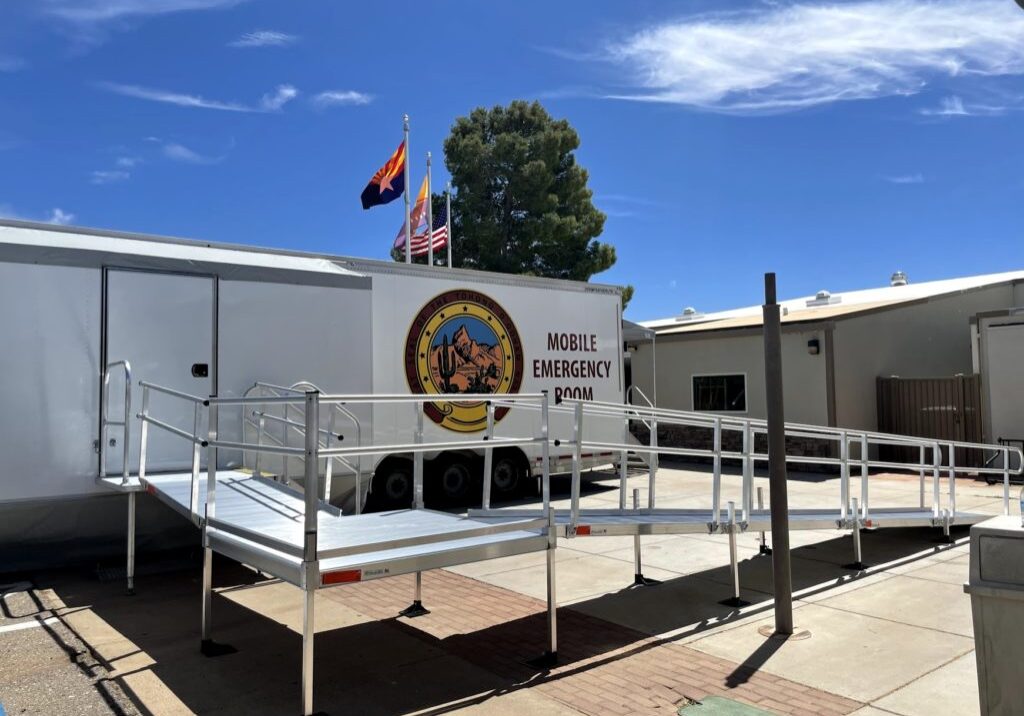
[104,270,215,475]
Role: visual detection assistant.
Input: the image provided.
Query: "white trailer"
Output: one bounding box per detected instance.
[0,219,623,566]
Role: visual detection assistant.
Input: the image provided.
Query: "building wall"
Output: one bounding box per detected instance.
[832,284,1017,431]
[631,326,830,425]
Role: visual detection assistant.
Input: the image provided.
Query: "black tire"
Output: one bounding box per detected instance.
[437,457,474,502]
[372,461,413,509]
[491,454,522,496]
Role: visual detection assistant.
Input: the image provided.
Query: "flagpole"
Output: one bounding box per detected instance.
[426,152,434,266]
[446,180,452,269]
[404,114,411,264]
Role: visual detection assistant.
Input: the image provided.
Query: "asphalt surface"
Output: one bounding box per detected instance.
[0,581,138,716]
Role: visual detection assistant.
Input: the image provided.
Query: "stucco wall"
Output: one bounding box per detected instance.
[833,284,1017,431]
[631,326,829,425]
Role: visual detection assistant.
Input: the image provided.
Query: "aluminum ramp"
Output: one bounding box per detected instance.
[470,505,989,537]
[139,471,551,586]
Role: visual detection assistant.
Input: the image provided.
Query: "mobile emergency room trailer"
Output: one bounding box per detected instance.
[0,219,624,567]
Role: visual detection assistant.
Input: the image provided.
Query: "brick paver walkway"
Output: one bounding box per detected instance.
[323,570,864,716]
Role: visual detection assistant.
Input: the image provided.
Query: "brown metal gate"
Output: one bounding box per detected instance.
[876,375,983,467]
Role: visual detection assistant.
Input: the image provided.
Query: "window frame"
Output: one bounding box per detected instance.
[691,372,748,414]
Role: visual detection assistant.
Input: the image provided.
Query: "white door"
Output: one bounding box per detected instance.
[105,270,215,475]
[986,323,1024,442]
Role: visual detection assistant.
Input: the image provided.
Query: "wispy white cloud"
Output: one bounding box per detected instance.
[0,56,27,72]
[41,0,245,23]
[918,94,1011,117]
[229,30,297,48]
[97,81,255,112]
[601,0,1024,113]
[884,173,925,184]
[91,169,130,184]
[116,156,141,168]
[260,84,298,112]
[162,142,223,164]
[311,90,373,108]
[0,204,76,225]
[48,208,75,225]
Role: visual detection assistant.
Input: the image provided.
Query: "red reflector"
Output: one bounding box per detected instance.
[146,484,156,495]
[322,569,362,585]
[576,525,591,536]
[865,520,873,528]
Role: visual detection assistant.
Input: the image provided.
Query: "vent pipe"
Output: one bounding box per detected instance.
[890,271,908,287]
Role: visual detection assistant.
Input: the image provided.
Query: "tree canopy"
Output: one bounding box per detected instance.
[395,101,630,305]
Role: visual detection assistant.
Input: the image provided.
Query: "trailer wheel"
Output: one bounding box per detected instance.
[438,456,473,502]
[372,461,413,509]
[491,454,521,496]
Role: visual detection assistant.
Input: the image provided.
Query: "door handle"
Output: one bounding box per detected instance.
[191,363,209,378]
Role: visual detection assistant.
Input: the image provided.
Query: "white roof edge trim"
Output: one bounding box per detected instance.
[639,269,1024,330]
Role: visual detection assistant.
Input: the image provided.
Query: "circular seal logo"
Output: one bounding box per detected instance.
[404,289,524,432]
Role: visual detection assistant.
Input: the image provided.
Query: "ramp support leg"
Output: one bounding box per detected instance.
[757,486,771,555]
[719,501,749,607]
[531,507,558,669]
[126,491,136,595]
[632,488,660,587]
[301,587,315,716]
[844,497,867,571]
[399,572,429,618]
[201,544,212,645]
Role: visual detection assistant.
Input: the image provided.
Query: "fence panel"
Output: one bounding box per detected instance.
[876,375,983,467]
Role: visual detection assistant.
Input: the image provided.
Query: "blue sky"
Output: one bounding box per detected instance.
[2,0,1023,321]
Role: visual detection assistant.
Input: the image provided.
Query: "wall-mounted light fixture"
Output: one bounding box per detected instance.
[807,338,820,355]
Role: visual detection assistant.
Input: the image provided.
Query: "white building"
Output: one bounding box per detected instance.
[632,271,1024,439]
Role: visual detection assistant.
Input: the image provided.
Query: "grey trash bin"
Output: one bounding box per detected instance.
[965,516,1024,716]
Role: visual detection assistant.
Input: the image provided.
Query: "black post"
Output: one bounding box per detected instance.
[763,273,794,635]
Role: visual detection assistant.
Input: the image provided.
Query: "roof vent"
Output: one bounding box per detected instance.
[806,289,841,307]
[675,306,705,322]
[890,271,908,287]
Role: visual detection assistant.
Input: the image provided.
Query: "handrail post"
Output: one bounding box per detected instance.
[254,412,266,479]
[282,401,291,486]
[121,363,132,484]
[839,430,849,521]
[302,391,320,559]
[323,407,336,502]
[712,417,722,529]
[947,442,956,517]
[932,441,942,518]
[190,401,201,522]
[354,406,363,515]
[918,444,926,510]
[138,385,150,481]
[207,396,218,524]
[1003,447,1011,516]
[648,417,658,509]
[860,434,869,521]
[414,402,424,510]
[100,368,110,479]
[482,402,495,510]
[570,401,583,532]
[741,421,752,523]
[541,391,551,513]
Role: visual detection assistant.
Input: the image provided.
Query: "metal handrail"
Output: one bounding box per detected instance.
[243,382,363,508]
[553,398,1023,534]
[100,360,132,485]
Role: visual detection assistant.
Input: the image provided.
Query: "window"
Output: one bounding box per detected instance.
[692,374,746,412]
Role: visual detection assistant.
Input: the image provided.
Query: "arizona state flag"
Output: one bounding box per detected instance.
[360,141,406,210]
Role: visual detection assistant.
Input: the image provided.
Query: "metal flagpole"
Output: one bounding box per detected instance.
[404,114,411,264]
[426,152,433,266]
[446,180,452,269]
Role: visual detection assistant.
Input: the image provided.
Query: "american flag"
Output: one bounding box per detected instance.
[410,201,448,257]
